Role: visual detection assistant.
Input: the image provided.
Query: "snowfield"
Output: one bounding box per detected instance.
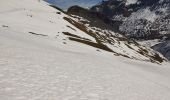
[0,0,170,100]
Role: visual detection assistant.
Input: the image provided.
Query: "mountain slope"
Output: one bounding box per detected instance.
[67,6,166,63]
[0,0,165,63]
[0,0,170,100]
[68,0,170,60]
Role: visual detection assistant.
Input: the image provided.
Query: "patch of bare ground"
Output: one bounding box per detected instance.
[66,25,76,31]
[29,32,48,36]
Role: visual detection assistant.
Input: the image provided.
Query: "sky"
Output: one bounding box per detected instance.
[45,0,101,10]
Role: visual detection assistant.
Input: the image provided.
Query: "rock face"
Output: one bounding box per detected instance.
[67,6,121,33]
[90,0,170,40]
[152,41,170,60]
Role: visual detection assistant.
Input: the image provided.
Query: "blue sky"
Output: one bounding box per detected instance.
[45,0,101,10]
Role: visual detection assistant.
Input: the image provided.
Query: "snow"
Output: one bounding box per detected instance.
[138,39,162,47]
[0,0,170,100]
[0,0,95,42]
[129,8,158,22]
[126,0,137,5]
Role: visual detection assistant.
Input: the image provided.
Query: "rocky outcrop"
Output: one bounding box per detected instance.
[67,6,122,33]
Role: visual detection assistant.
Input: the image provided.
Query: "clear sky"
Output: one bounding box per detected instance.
[45,0,101,10]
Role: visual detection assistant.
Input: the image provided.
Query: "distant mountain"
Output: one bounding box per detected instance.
[152,41,170,60]
[67,0,170,60]
[90,0,170,40]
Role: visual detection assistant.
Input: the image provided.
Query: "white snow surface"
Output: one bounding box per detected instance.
[0,0,170,100]
[138,39,162,47]
[126,0,138,5]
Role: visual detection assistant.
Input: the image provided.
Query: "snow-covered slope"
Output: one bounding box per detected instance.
[0,0,170,100]
[1,0,165,63]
